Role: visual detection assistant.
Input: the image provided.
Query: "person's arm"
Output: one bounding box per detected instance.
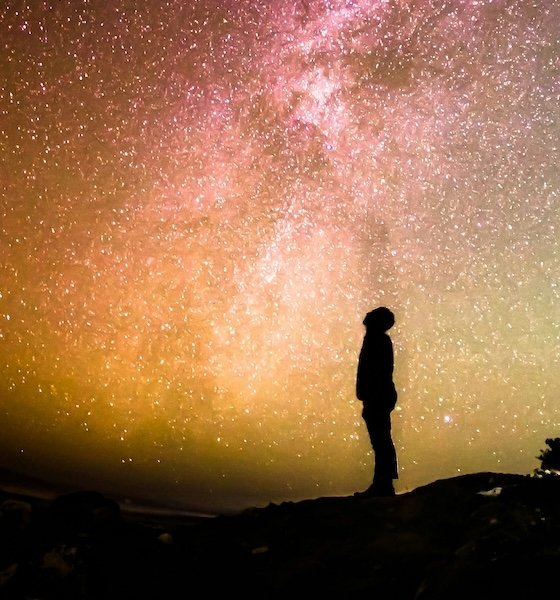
[356,344,366,400]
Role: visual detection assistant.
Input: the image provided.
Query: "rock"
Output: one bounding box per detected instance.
[0,499,33,532]
[42,545,77,577]
[157,532,173,544]
[50,490,122,537]
[0,562,18,587]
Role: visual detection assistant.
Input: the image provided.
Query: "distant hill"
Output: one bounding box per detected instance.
[1,471,559,599]
[0,466,213,518]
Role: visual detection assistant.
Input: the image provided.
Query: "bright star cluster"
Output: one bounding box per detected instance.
[1,0,559,513]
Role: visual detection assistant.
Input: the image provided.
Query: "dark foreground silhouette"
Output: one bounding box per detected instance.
[2,472,560,599]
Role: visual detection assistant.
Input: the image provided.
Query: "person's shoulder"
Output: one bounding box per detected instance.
[382,332,393,345]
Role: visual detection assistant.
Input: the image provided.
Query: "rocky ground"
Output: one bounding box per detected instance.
[1,471,559,599]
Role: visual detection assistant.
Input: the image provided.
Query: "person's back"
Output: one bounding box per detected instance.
[356,328,394,404]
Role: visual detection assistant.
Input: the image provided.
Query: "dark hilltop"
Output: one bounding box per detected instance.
[2,469,560,599]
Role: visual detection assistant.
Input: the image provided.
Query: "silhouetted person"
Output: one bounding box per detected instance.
[355,306,398,497]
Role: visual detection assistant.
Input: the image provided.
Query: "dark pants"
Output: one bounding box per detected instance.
[362,404,398,482]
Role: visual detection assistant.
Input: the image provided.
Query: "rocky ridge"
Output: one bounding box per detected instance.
[1,471,559,599]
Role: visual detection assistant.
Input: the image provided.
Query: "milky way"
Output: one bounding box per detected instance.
[1,0,559,512]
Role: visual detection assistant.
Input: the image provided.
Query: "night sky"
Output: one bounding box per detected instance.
[1,0,559,514]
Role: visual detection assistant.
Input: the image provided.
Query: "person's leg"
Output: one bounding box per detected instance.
[363,409,397,495]
[371,423,398,480]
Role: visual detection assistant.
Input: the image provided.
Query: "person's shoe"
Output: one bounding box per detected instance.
[354,482,395,498]
[353,487,376,498]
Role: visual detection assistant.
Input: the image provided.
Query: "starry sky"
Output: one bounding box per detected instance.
[1,0,559,514]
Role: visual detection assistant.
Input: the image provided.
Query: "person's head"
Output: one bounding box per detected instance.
[363,306,395,332]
